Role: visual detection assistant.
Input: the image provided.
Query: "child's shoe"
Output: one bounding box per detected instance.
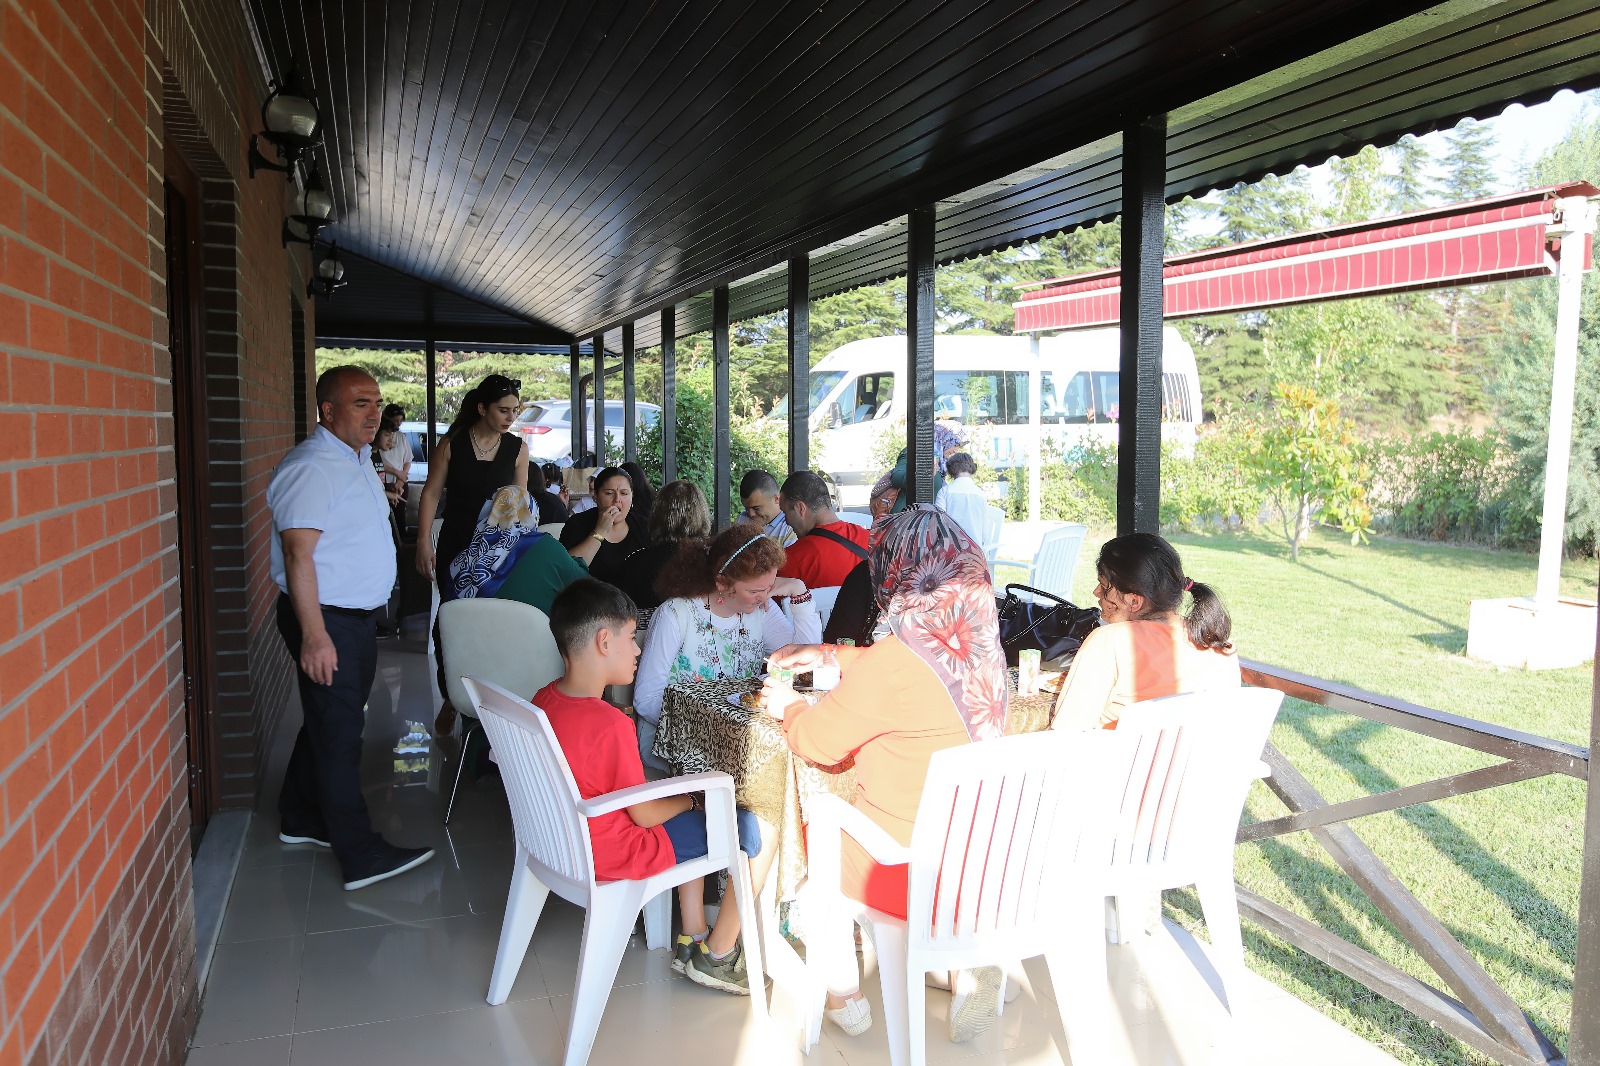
[672,934,700,975]
[685,941,750,995]
[825,996,873,1036]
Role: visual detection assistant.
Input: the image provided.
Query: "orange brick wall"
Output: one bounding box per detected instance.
[0,0,311,1062]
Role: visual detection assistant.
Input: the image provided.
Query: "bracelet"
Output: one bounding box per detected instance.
[688,792,702,812]
[789,591,812,605]
[590,532,605,544]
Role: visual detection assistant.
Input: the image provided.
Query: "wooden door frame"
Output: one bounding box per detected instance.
[162,147,219,849]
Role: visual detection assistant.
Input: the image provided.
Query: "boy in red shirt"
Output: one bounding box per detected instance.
[538,578,765,994]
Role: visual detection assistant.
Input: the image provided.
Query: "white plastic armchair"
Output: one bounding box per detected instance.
[835,510,874,529]
[811,585,841,629]
[800,729,1141,1066]
[1009,523,1087,602]
[439,599,564,823]
[464,677,768,1066]
[1101,688,1284,1012]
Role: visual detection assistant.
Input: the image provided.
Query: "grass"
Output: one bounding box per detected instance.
[1007,528,1598,1065]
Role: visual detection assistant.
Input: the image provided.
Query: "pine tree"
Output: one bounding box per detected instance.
[1385,134,1433,213]
[1437,117,1498,202]
[1210,172,1315,244]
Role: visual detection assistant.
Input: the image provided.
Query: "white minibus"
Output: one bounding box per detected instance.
[776,330,1201,507]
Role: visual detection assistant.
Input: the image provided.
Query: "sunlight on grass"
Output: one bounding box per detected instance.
[1086,526,1599,1065]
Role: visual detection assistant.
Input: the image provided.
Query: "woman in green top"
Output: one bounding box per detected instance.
[444,485,589,615]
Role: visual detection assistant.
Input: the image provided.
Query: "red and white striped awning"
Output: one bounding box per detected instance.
[1014,182,1599,332]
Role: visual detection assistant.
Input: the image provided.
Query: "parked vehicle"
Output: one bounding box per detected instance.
[396,421,450,532]
[513,399,662,464]
[773,330,1201,507]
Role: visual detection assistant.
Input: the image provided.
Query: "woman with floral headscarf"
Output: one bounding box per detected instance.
[445,485,588,612]
[762,504,1010,1043]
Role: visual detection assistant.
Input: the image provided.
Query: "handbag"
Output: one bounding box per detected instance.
[995,584,1100,669]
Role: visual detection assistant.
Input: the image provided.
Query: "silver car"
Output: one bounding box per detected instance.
[514,399,661,463]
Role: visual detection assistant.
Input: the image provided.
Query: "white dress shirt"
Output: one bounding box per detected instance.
[935,475,993,550]
[268,425,397,610]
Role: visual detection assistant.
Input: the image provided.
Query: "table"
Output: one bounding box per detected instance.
[652,671,1056,901]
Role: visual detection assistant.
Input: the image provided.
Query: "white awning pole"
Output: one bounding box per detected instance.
[1028,333,1042,523]
[1535,197,1597,610]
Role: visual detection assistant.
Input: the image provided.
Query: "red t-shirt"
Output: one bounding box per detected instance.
[779,520,869,590]
[533,681,675,882]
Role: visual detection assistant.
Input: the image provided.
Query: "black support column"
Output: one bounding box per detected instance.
[592,332,606,465]
[906,206,937,503]
[661,308,677,483]
[569,339,583,461]
[712,285,731,529]
[622,323,637,463]
[787,254,810,474]
[424,337,438,454]
[1118,114,1167,535]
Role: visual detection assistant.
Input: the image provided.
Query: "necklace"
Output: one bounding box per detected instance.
[698,598,755,676]
[470,429,499,461]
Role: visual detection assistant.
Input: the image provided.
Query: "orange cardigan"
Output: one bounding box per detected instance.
[781,636,971,909]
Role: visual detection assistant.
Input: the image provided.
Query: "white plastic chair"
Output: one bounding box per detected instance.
[836,511,874,530]
[463,677,768,1066]
[1100,688,1285,1011]
[438,599,565,823]
[538,521,566,538]
[1015,523,1087,602]
[800,729,1141,1066]
[812,585,841,629]
[427,518,444,658]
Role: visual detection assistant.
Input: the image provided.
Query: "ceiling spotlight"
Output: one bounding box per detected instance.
[249,68,321,178]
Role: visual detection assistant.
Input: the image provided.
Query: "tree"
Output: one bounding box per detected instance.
[1487,107,1600,552]
[1437,118,1497,203]
[1385,134,1433,213]
[1248,383,1373,561]
[633,365,786,519]
[1208,172,1315,245]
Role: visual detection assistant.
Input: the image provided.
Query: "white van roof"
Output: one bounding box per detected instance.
[811,328,1196,374]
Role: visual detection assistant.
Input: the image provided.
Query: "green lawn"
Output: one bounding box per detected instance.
[1009,528,1598,1065]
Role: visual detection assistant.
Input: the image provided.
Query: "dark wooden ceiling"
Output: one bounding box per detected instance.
[256,0,1600,346]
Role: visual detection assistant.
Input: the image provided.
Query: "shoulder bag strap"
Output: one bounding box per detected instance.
[806,525,870,561]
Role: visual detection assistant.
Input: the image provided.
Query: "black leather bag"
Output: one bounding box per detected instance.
[995,584,1100,668]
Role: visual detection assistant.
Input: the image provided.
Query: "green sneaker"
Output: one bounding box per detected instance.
[685,941,750,996]
[672,934,700,975]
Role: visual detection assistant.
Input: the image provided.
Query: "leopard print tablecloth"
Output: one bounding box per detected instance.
[652,673,1055,899]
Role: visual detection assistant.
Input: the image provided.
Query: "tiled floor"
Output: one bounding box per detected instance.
[186,622,1402,1066]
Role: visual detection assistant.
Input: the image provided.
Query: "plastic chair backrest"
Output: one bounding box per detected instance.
[903,730,1137,949]
[439,599,564,722]
[463,677,596,897]
[1028,524,1088,600]
[1107,689,1283,872]
[836,511,874,529]
[981,506,1004,554]
[538,522,566,538]
[812,586,841,627]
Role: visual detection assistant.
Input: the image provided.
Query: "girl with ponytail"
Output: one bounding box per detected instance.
[1053,532,1240,731]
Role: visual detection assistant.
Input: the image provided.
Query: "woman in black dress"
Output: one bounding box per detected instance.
[559,466,650,586]
[415,374,529,732]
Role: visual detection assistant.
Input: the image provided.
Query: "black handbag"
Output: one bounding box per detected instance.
[995,584,1100,669]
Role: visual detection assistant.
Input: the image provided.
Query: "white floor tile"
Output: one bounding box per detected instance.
[185,1034,293,1066]
[191,937,304,1046]
[287,1000,564,1066]
[218,863,314,943]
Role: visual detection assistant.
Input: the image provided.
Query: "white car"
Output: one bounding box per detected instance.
[514,399,662,463]
[395,421,449,531]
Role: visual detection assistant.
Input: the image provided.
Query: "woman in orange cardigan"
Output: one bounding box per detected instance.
[763,505,1010,1044]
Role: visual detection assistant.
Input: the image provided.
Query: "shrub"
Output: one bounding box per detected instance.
[1363,428,1523,547]
[1160,419,1270,532]
[634,371,786,520]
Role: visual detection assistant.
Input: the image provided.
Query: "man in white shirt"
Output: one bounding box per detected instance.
[934,452,996,555]
[268,365,434,891]
[740,469,797,546]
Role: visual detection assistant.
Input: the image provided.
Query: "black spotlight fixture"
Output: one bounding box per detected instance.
[249,69,321,178]
[307,243,348,300]
[282,167,335,246]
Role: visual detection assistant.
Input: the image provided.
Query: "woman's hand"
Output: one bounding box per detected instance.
[595,505,624,537]
[771,577,808,600]
[416,543,436,580]
[767,644,822,670]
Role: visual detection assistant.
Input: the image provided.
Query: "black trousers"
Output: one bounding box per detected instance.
[276,595,385,874]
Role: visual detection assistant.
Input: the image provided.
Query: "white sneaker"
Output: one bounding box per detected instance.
[825,996,873,1037]
[948,966,1002,1043]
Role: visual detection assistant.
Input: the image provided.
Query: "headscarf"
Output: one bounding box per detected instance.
[869,504,1009,742]
[445,486,547,601]
[933,423,967,476]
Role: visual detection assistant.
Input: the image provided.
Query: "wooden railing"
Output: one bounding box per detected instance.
[1238,659,1588,1066]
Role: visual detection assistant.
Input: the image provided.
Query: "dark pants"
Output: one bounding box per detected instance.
[277,595,386,874]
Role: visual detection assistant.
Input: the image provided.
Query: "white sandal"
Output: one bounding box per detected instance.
[825,996,873,1037]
